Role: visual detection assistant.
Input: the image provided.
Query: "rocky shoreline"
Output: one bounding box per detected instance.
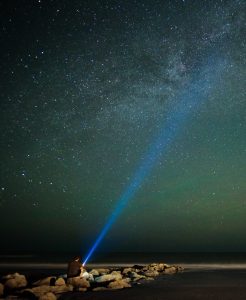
[0,263,184,299]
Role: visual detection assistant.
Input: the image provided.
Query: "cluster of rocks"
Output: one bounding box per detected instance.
[0,263,183,299]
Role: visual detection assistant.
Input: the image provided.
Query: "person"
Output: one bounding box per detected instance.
[67,256,83,278]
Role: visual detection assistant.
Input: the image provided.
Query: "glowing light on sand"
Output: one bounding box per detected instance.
[83,56,227,266]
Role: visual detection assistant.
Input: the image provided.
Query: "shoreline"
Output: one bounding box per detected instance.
[0,262,183,298]
[2,262,246,271]
[1,264,246,299]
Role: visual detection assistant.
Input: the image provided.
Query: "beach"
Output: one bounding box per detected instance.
[1,253,246,299]
[1,264,246,299]
[58,267,246,300]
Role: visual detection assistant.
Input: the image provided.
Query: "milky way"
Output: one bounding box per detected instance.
[0,0,245,254]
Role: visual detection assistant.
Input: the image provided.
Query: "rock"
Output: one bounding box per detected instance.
[2,273,17,280]
[25,284,73,298]
[129,272,146,281]
[149,263,159,268]
[28,286,51,297]
[143,264,152,270]
[4,273,27,289]
[144,270,159,277]
[154,263,165,271]
[123,277,131,283]
[93,287,108,291]
[111,271,122,276]
[89,269,99,276]
[144,277,154,281]
[143,263,162,272]
[164,266,177,274]
[108,279,131,289]
[54,278,65,286]
[39,292,56,300]
[122,267,134,275]
[95,272,122,283]
[132,265,144,270]
[145,263,161,272]
[176,266,184,272]
[51,285,73,294]
[143,263,182,274]
[1,262,183,297]
[67,277,90,288]
[0,283,4,296]
[34,277,56,286]
[122,266,144,275]
[81,271,94,281]
[96,268,110,275]
[157,263,170,272]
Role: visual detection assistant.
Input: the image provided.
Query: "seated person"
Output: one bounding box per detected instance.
[67,256,84,278]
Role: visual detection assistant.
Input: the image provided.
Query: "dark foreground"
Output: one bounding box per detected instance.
[1,265,246,299]
[59,268,246,300]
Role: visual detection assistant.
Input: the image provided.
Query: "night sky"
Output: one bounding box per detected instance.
[0,0,245,255]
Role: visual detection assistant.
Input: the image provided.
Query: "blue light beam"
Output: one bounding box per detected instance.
[83,56,227,266]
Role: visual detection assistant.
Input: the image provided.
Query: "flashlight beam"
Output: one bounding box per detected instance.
[83,56,227,266]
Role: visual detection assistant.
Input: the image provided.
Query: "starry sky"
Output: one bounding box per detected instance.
[0,0,245,255]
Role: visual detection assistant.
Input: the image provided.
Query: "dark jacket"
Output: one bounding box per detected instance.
[67,260,82,278]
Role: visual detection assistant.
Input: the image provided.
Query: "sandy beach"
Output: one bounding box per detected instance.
[2,263,246,300]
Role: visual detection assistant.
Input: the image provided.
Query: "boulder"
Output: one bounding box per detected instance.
[67,277,90,288]
[25,284,73,298]
[39,292,56,300]
[108,279,131,289]
[51,285,73,294]
[81,271,94,281]
[95,272,122,283]
[143,263,162,272]
[96,268,110,275]
[122,266,144,275]
[156,263,170,272]
[153,263,166,271]
[2,272,19,280]
[27,286,51,297]
[176,266,184,272]
[111,271,122,277]
[143,264,153,270]
[34,277,56,286]
[89,269,99,276]
[122,267,134,275]
[129,272,146,281]
[0,283,4,296]
[164,266,177,274]
[143,263,183,274]
[4,273,27,289]
[144,277,154,281]
[54,278,65,286]
[144,270,159,277]
[145,263,162,272]
[132,265,144,270]
[149,263,159,268]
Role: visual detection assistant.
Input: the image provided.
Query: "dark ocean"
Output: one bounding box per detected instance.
[1,252,246,276]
